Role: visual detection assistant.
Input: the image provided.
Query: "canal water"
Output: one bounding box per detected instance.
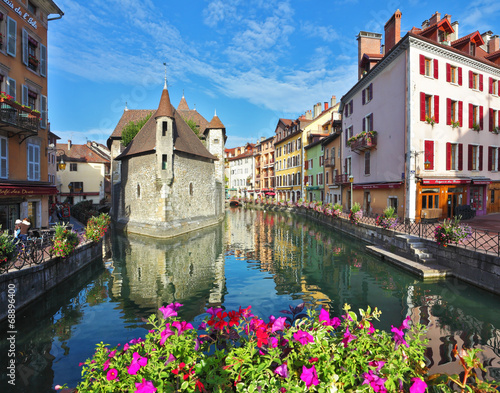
[1,208,500,392]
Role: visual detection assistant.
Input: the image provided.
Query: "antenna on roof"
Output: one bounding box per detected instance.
[163,62,168,89]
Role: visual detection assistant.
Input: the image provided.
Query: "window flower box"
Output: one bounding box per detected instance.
[28,55,39,67]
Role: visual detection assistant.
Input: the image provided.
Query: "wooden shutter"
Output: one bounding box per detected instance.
[446,63,451,82]
[434,59,439,79]
[488,147,493,171]
[469,71,473,89]
[480,106,484,130]
[425,140,434,170]
[419,54,425,75]
[434,95,439,123]
[459,101,463,127]
[468,145,473,170]
[304,160,308,170]
[22,28,28,66]
[490,77,494,94]
[40,44,47,77]
[22,85,28,107]
[41,95,47,129]
[6,17,16,57]
[469,104,474,129]
[490,108,494,132]
[362,117,366,132]
[369,114,373,131]
[446,98,451,125]
[458,143,463,171]
[479,145,483,170]
[369,84,373,100]
[479,74,484,91]
[362,89,365,105]
[458,67,463,86]
[498,148,500,172]
[420,92,426,121]
[446,143,451,170]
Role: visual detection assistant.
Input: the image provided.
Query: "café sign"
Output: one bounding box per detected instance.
[0,186,57,196]
[2,0,38,29]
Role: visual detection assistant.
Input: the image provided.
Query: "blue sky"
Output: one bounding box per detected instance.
[47,0,500,148]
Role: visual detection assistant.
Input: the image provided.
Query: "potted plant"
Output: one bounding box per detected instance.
[52,223,79,258]
[0,228,17,271]
[434,216,472,247]
[472,123,481,131]
[425,116,435,126]
[349,202,363,224]
[493,126,500,134]
[375,206,398,229]
[451,120,460,129]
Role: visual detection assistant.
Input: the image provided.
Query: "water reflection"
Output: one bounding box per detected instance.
[0,209,499,392]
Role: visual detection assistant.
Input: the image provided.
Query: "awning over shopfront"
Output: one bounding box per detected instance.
[352,182,402,190]
[0,183,58,196]
[421,178,470,185]
[471,179,492,185]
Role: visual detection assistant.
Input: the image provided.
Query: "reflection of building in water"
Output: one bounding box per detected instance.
[110,223,225,319]
[226,209,256,259]
[409,295,500,379]
[253,212,275,269]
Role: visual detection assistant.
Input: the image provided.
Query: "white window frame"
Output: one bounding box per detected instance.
[363,113,373,131]
[0,136,7,179]
[27,142,40,181]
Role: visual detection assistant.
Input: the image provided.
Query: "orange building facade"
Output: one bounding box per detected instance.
[0,0,63,230]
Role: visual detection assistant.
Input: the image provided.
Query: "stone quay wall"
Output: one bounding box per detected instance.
[249,204,500,296]
[0,241,103,322]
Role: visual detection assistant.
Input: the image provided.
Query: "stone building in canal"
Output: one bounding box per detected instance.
[108,82,226,238]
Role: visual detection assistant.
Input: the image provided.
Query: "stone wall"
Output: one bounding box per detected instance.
[249,204,500,296]
[0,241,103,322]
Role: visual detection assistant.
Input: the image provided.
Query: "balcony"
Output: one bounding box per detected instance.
[349,133,377,152]
[334,174,351,185]
[0,98,40,137]
[324,158,335,167]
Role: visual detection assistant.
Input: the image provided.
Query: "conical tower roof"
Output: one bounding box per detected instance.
[177,94,189,111]
[155,87,174,119]
[207,111,225,129]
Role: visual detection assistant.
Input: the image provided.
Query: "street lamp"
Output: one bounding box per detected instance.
[349,175,354,209]
[47,143,67,171]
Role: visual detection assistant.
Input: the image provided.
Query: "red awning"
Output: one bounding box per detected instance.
[421,179,470,185]
[0,184,58,196]
[472,180,491,185]
[353,182,402,190]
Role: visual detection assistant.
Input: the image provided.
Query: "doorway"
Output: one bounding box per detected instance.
[446,187,465,218]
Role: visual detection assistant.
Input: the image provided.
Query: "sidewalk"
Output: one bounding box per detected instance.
[463,213,500,233]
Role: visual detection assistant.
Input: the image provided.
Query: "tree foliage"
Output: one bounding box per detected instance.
[121,113,153,147]
[183,118,203,140]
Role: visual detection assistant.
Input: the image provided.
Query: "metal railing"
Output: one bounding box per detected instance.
[0,103,40,134]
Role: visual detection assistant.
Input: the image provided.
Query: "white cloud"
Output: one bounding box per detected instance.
[301,22,339,43]
[52,128,113,146]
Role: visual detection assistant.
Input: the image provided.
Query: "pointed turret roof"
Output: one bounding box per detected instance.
[178,94,190,111]
[155,87,174,119]
[207,112,225,129]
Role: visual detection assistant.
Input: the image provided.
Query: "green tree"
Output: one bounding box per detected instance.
[121,113,153,147]
[183,118,203,140]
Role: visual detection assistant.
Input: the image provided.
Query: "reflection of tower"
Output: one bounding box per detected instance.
[209,253,225,304]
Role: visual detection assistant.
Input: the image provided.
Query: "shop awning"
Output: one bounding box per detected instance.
[471,178,491,185]
[353,182,402,190]
[0,184,58,196]
[421,179,470,185]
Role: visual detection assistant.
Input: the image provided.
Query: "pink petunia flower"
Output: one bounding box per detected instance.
[106,368,118,381]
[362,370,387,393]
[127,352,148,375]
[410,377,427,393]
[293,330,314,345]
[300,365,319,389]
[391,326,409,349]
[271,316,287,332]
[160,324,174,345]
[172,320,194,336]
[342,327,357,347]
[159,305,177,319]
[135,378,157,393]
[274,363,289,378]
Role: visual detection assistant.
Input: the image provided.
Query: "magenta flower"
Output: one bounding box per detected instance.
[170,302,183,311]
[410,377,427,393]
[367,322,375,335]
[342,327,357,347]
[294,330,314,345]
[368,360,386,372]
[319,308,331,325]
[300,365,319,389]
[165,354,176,365]
[106,368,118,381]
[391,326,409,349]
[103,359,110,371]
[127,352,148,375]
[206,307,224,317]
[268,336,279,348]
[362,370,387,393]
[135,378,157,393]
[274,363,289,378]
[271,316,287,332]
[400,316,411,330]
[108,350,117,358]
[160,324,174,345]
[159,305,177,319]
[123,343,130,352]
[172,320,194,336]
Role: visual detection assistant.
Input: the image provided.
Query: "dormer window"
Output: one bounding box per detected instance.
[470,42,476,56]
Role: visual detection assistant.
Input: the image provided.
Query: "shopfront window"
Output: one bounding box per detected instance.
[28,201,37,228]
[470,186,484,211]
[422,188,439,209]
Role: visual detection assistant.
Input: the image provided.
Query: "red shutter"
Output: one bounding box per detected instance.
[420,54,425,75]
[434,59,439,79]
[479,74,483,91]
[488,146,493,171]
[480,106,484,130]
[479,145,483,170]
[425,140,434,170]
[446,142,451,170]
[469,70,473,88]
[420,92,426,121]
[490,77,493,94]
[362,89,366,104]
[305,160,308,170]
[369,114,373,131]
[434,95,439,123]
[468,145,473,170]
[446,63,451,82]
[498,148,500,172]
[469,104,474,129]
[458,67,463,85]
[458,143,463,171]
[490,108,494,132]
[459,101,463,127]
[446,98,451,125]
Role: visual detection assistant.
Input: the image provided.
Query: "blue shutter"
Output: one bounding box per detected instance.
[40,44,47,77]
[22,85,29,107]
[41,95,47,129]
[22,28,28,66]
[6,17,17,57]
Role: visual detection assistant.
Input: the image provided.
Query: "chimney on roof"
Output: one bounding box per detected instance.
[421,19,429,29]
[429,11,441,26]
[481,31,493,51]
[68,140,71,150]
[490,35,500,53]
[357,31,383,80]
[87,141,91,147]
[314,103,321,118]
[331,95,336,107]
[444,14,451,22]
[324,102,329,111]
[305,110,313,120]
[449,21,459,41]
[384,9,402,54]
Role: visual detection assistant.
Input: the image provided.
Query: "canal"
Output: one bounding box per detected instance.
[1,208,500,392]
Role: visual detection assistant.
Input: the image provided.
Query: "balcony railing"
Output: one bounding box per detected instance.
[324,158,335,167]
[334,174,351,185]
[0,99,40,135]
[349,134,377,152]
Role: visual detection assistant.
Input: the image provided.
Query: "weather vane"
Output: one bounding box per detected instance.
[163,62,168,89]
